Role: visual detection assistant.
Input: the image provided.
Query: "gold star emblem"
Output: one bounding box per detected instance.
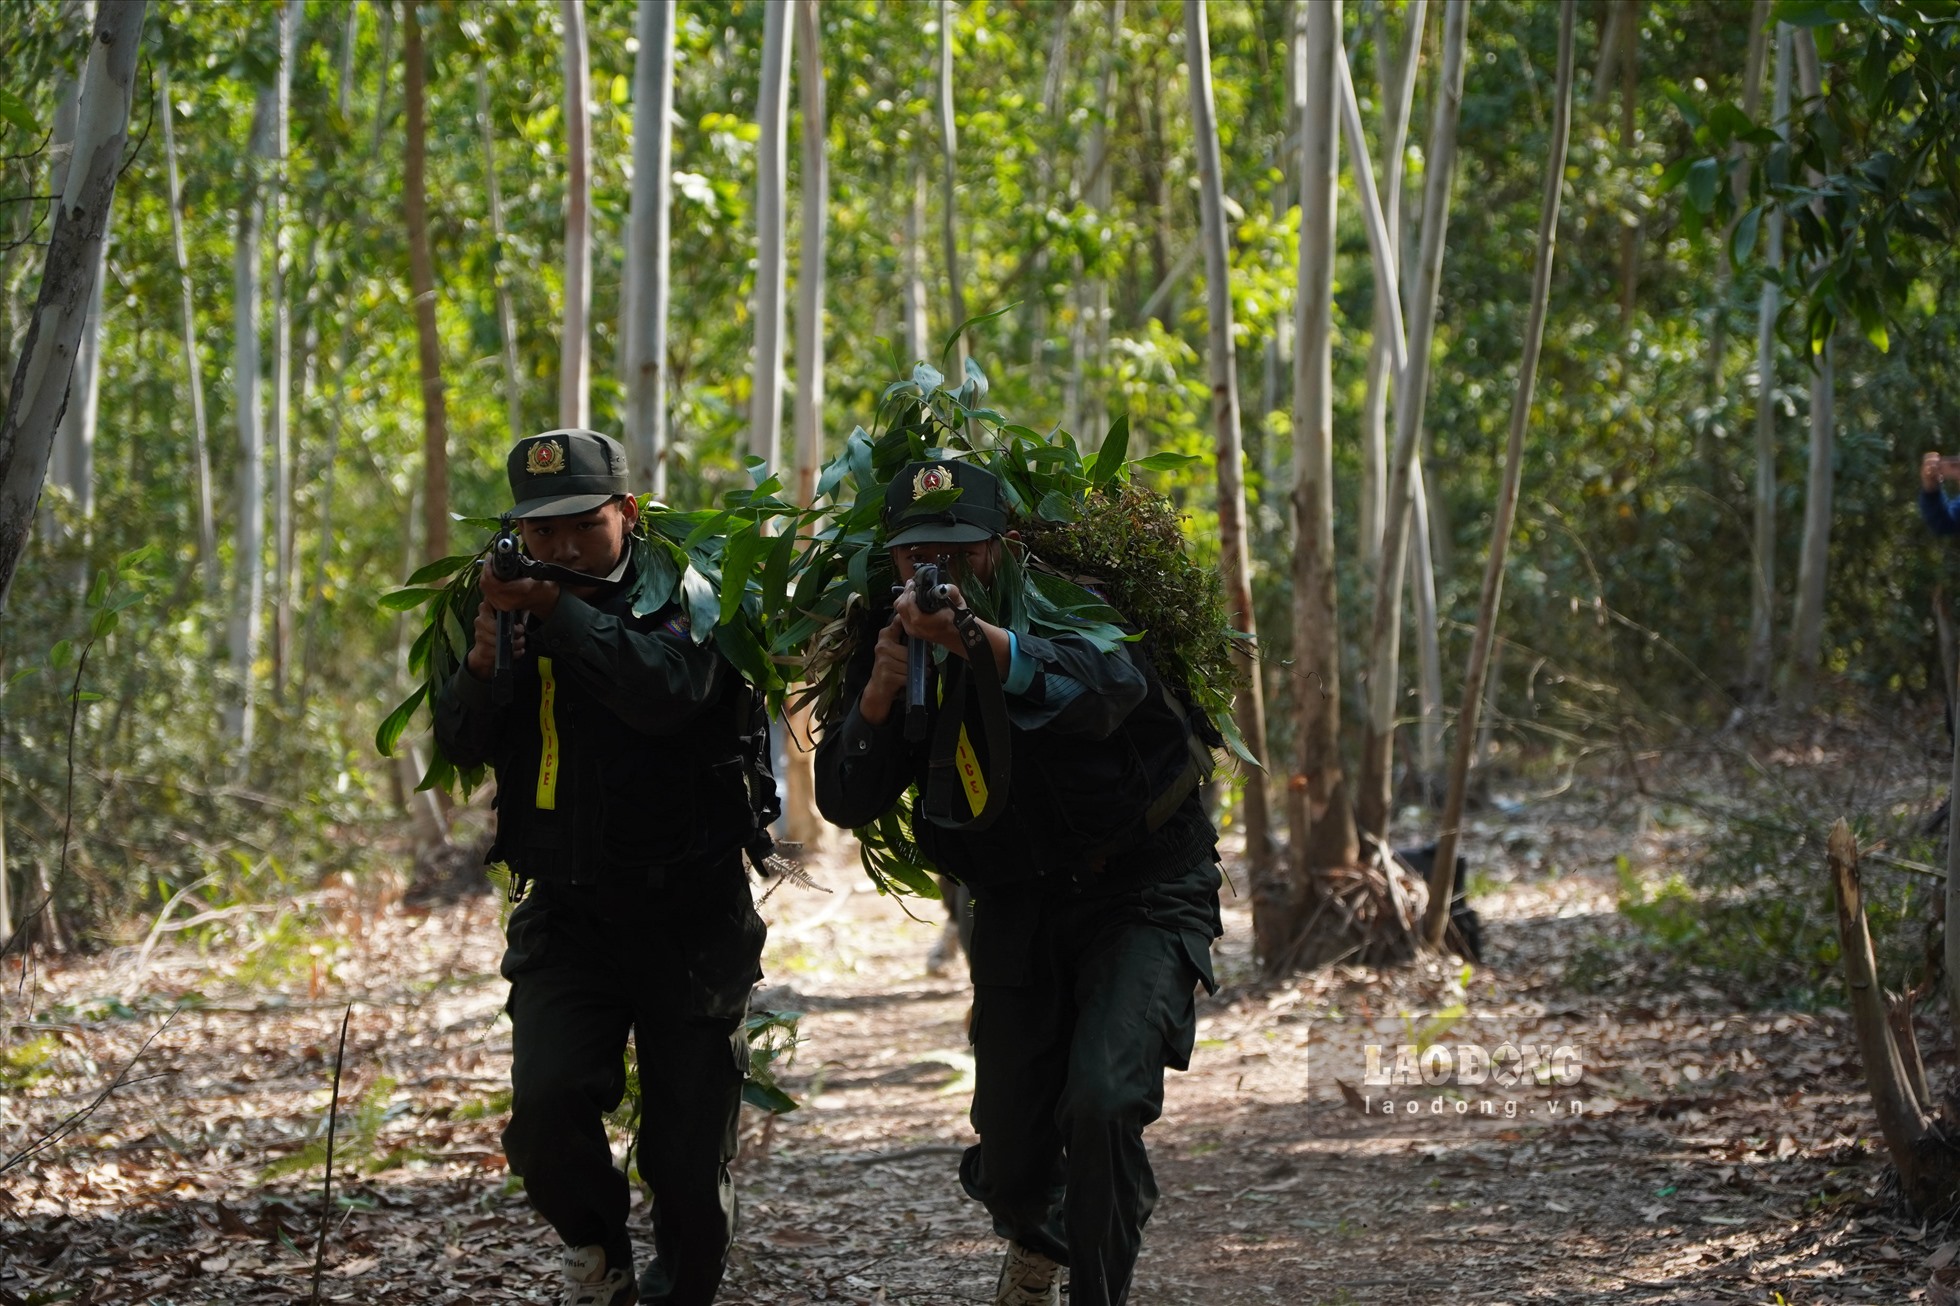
[912,465,952,500]
[526,440,566,475]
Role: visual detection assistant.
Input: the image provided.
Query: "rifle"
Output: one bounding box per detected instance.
[481,515,636,706]
[903,561,951,741]
[487,516,539,707]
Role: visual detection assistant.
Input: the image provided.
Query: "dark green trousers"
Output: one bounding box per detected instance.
[959,859,1219,1306]
[500,861,764,1306]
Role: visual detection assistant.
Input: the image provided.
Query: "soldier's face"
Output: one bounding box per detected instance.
[517,496,639,578]
[892,538,1000,589]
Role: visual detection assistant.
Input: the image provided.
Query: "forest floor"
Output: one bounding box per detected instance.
[0,778,1950,1305]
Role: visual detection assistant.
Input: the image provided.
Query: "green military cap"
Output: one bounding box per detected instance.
[506,429,630,519]
[883,459,1007,547]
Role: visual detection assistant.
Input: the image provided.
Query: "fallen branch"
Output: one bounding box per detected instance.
[0,1006,179,1176]
[310,1003,354,1306]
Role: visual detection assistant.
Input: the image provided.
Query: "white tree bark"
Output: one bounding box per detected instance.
[1288,0,1360,892]
[1357,0,1469,843]
[560,0,592,430]
[1787,29,1833,686]
[750,0,791,470]
[477,67,526,443]
[1746,23,1791,693]
[1425,0,1575,949]
[625,0,675,491]
[1186,0,1278,920]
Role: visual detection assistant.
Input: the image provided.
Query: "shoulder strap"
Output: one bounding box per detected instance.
[919,608,1013,832]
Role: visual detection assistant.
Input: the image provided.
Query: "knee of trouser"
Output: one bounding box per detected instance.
[506,1068,614,1153]
[1057,1068,1159,1144]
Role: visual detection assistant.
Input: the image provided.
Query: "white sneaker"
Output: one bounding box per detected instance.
[994,1241,1061,1306]
[562,1246,638,1306]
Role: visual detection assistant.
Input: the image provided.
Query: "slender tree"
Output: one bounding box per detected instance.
[1357,0,1469,843]
[403,0,448,562]
[1425,0,1576,950]
[560,0,592,430]
[1746,23,1792,694]
[1614,2,1642,328]
[225,23,280,749]
[1703,0,1771,433]
[1787,29,1835,688]
[160,62,217,593]
[476,67,525,443]
[938,0,966,371]
[1185,0,1277,925]
[782,0,830,850]
[1359,0,1427,579]
[271,0,298,697]
[625,0,675,491]
[44,0,97,565]
[902,161,929,365]
[1288,0,1360,913]
[750,0,791,470]
[0,0,145,607]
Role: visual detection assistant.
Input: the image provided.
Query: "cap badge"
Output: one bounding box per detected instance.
[912,465,953,500]
[526,440,566,475]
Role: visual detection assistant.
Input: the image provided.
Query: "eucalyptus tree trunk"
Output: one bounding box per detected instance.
[1425,0,1575,951]
[224,48,278,750]
[1359,0,1426,580]
[1336,36,1445,800]
[903,161,929,364]
[624,0,675,491]
[560,0,592,430]
[271,0,298,699]
[793,0,827,512]
[1746,23,1791,695]
[1087,1,1121,444]
[1357,0,1468,844]
[750,0,791,470]
[1071,0,1122,442]
[1702,0,1770,435]
[0,801,11,954]
[937,0,966,372]
[782,0,829,851]
[477,67,525,443]
[0,2,142,609]
[1410,456,1445,790]
[403,1,448,563]
[1026,0,1073,391]
[1186,0,1278,932]
[1288,0,1360,905]
[1614,2,1642,328]
[1786,29,1833,689]
[42,0,92,558]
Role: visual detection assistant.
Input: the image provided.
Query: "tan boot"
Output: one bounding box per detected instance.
[561,1245,638,1306]
[993,1241,1061,1306]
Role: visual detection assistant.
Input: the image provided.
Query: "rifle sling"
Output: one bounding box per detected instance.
[920,607,1012,832]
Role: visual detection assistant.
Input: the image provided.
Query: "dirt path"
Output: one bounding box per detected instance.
[0,817,1940,1305]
